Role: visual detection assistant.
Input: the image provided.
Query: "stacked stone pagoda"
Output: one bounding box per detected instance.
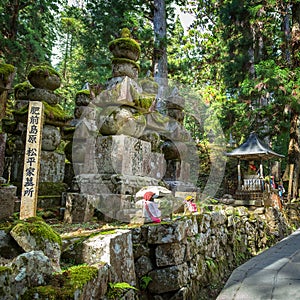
[64,28,197,223]
[7,65,70,208]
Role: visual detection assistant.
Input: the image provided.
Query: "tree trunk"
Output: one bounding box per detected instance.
[282,2,291,64]
[153,0,168,114]
[287,110,300,200]
[287,3,300,200]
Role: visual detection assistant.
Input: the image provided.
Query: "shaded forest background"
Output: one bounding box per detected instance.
[1,0,300,199]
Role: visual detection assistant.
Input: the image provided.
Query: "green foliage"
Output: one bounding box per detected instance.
[205,257,217,273]
[140,275,152,290]
[107,282,138,299]
[0,0,60,82]
[76,89,90,96]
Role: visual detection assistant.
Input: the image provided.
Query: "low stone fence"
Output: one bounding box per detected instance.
[130,204,299,299]
[1,204,300,300]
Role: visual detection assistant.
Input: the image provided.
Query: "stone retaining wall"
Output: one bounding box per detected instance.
[130,204,300,299]
[1,204,300,300]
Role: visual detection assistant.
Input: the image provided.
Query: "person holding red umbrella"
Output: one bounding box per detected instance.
[142,191,161,223]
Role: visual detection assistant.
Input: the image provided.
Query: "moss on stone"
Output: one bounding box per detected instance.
[120,28,131,38]
[11,217,62,246]
[151,111,170,124]
[135,94,155,110]
[109,37,141,54]
[38,182,68,196]
[28,64,60,79]
[43,101,72,122]
[14,81,32,92]
[0,222,13,232]
[0,63,15,84]
[63,265,98,289]
[112,58,140,71]
[24,265,98,299]
[100,229,116,235]
[14,81,32,100]
[23,286,57,300]
[13,101,72,123]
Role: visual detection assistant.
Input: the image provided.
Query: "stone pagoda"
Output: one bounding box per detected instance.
[6,65,70,209]
[64,28,197,223]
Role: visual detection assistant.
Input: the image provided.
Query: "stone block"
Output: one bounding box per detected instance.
[10,222,61,272]
[135,256,153,278]
[81,229,136,286]
[64,193,95,223]
[11,251,55,288]
[108,174,162,195]
[40,151,65,182]
[166,94,185,110]
[165,120,190,142]
[93,76,142,107]
[73,174,109,194]
[147,220,188,244]
[97,106,146,137]
[72,173,161,197]
[96,135,151,176]
[41,125,61,151]
[165,180,198,193]
[0,185,17,220]
[155,243,186,267]
[233,199,263,206]
[148,152,166,180]
[10,150,65,183]
[64,192,135,223]
[0,229,23,258]
[145,112,170,132]
[148,263,189,294]
[164,160,191,183]
[37,195,62,208]
[96,194,137,223]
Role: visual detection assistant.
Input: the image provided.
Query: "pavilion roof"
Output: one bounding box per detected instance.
[226,132,284,160]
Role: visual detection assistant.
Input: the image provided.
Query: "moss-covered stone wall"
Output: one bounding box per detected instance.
[1,204,300,300]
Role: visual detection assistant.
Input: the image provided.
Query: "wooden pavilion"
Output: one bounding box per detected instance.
[226,132,284,203]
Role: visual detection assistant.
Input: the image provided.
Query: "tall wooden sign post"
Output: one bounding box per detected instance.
[20,101,44,220]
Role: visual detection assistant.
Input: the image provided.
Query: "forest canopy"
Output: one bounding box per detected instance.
[1,0,300,198]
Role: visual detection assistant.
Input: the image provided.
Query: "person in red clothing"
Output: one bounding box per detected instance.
[142,191,161,223]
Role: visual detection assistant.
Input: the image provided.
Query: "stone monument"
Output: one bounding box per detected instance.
[8,65,70,210]
[64,28,198,223]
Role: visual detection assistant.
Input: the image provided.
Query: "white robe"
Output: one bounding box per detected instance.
[136,199,161,222]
